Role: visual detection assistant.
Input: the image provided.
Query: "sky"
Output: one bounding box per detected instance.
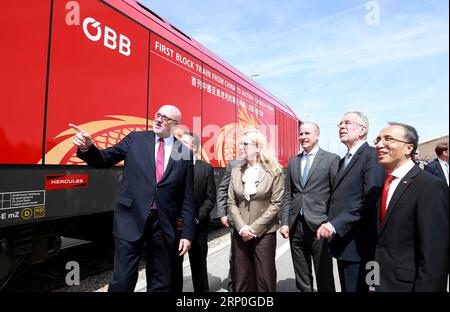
[142,0,449,156]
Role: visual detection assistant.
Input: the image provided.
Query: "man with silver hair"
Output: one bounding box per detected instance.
[317,111,385,292]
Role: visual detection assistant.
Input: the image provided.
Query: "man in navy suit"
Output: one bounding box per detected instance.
[424,142,449,186]
[317,111,385,292]
[374,123,448,291]
[70,104,195,292]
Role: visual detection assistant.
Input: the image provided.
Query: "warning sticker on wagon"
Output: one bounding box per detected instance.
[0,190,46,210]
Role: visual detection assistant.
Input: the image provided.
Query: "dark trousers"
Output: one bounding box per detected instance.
[173,221,210,292]
[227,228,236,292]
[233,231,277,292]
[337,260,369,292]
[189,221,209,292]
[108,215,174,292]
[290,215,335,292]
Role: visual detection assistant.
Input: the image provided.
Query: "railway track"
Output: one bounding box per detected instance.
[2,237,114,292]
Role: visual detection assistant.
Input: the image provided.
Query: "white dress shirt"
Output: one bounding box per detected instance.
[301,145,319,173]
[346,140,367,163]
[242,163,261,201]
[385,160,415,210]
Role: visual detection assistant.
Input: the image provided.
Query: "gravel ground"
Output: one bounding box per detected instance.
[54,226,231,292]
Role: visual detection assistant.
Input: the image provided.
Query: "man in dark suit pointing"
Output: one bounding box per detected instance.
[70,104,195,292]
[374,123,448,291]
[280,122,339,292]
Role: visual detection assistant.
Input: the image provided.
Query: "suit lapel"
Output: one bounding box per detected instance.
[194,159,201,184]
[293,154,303,189]
[303,148,323,187]
[146,132,156,183]
[379,166,420,235]
[256,166,269,187]
[435,160,446,180]
[333,142,368,191]
[158,137,181,184]
[333,157,346,188]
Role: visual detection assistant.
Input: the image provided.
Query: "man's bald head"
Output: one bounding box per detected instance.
[153,104,182,138]
[159,104,181,123]
[302,122,320,135]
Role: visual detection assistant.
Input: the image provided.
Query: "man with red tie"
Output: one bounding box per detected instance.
[70,104,195,292]
[374,122,449,291]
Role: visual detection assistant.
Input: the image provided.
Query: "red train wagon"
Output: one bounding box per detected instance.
[0,0,299,287]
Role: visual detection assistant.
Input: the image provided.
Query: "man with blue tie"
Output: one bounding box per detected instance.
[424,142,449,186]
[70,104,195,292]
[317,111,385,292]
[280,122,340,292]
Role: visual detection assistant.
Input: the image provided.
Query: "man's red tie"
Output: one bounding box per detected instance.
[156,138,165,183]
[380,174,395,225]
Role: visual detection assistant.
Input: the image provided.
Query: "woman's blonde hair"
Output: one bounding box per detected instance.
[242,128,282,176]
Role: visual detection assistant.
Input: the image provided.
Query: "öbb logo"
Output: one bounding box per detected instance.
[83,17,131,56]
[65,1,131,57]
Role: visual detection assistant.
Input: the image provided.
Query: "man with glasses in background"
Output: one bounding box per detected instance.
[69,104,195,292]
[317,111,385,292]
[173,131,216,292]
[373,122,448,291]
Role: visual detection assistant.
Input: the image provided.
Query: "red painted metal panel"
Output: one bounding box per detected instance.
[200,64,236,167]
[256,97,276,159]
[236,85,259,131]
[276,109,292,168]
[281,112,288,167]
[149,34,202,138]
[1,0,298,166]
[44,0,149,165]
[107,0,298,120]
[292,116,299,155]
[0,0,51,164]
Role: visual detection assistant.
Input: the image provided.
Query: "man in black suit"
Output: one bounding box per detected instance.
[173,132,216,292]
[280,122,339,292]
[317,111,385,292]
[70,104,195,292]
[374,122,449,291]
[424,142,449,186]
[216,158,245,292]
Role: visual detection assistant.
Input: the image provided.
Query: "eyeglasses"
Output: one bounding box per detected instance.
[373,136,411,146]
[154,112,179,124]
[337,120,365,128]
[239,142,256,147]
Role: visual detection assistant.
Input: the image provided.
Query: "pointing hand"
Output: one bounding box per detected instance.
[69,123,93,150]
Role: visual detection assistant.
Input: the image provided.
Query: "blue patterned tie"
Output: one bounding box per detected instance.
[301,153,311,186]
